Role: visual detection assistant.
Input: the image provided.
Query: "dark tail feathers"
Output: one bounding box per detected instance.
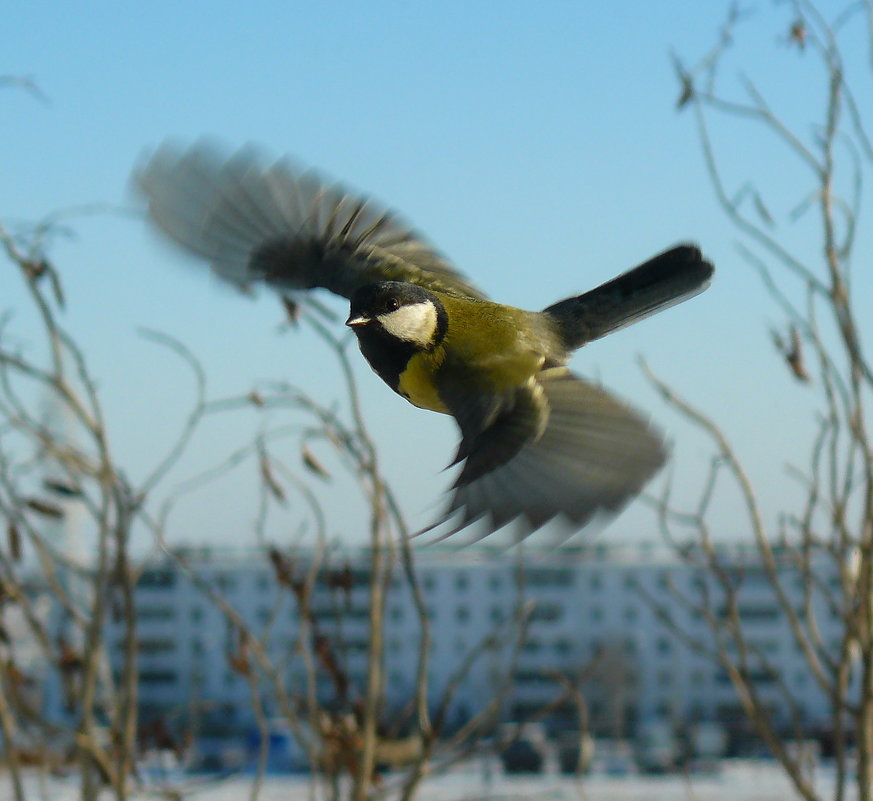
[543,244,714,352]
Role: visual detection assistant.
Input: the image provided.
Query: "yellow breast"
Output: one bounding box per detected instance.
[397,351,450,414]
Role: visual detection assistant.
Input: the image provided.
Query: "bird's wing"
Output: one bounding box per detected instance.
[135,141,486,301]
[427,367,666,543]
[441,378,551,485]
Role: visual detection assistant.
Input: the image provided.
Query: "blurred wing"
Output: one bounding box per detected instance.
[135,140,486,301]
[427,368,666,543]
[441,378,550,484]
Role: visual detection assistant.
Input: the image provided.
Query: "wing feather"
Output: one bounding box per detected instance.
[135,140,486,300]
[425,368,666,542]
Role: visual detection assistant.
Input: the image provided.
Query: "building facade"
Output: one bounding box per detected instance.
[102,541,846,747]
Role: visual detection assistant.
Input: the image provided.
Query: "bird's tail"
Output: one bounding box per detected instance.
[542,244,714,352]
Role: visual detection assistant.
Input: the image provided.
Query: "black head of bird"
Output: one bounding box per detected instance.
[346,282,446,351]
[135,141,714,543]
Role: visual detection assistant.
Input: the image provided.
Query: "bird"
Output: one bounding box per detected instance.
[135,141,714,543]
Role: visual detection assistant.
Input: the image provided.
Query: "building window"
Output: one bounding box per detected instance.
[718,604,779,621]
[390,606,404,622]
[589,573,602,590]
[349,569,370,586]
[591,607,604,622]
[138,638,175,655]
[140,670,177,685]
[190,607,204,622]
[530,603,563,622]
[624,606,638,621]
[514,669,550,685]
[526,568,573,587]
[656,637,672,655]
[715,667,778,685]
[137,569,176,588]
[215,573,236,592]
[490,607,505,625]
[456,606,470,623]
[489,574,502,591]
[455,573,469,591]
[137,606,175,622]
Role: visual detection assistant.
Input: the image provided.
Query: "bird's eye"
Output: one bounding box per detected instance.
[387,298,400,311]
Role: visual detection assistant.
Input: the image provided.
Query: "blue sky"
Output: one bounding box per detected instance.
[3,2,870,550]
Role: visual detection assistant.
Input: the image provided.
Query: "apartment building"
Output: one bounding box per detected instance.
[103,542,845,743]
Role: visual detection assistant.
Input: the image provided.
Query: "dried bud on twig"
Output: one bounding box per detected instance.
[259,452,287,504]
[22,258,48,281]
[227,632,252,677]
[24,498,64,519]
[57,636,83,674]
[790,20,806,50]
[6,523,21,562]
[43,478,83,498]
[314,634,348,700]
[771,326,811,383]
[268,547,304,596]
[302,445,331,480]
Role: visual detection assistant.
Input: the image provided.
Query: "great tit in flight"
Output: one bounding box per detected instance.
[136,142,713,543]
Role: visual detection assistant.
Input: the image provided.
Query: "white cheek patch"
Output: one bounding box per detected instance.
[378,302,437,346]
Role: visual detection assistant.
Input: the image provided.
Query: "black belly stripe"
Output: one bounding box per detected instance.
[354,325,418,393]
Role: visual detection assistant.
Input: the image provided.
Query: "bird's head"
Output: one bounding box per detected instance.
[346,282,447,350]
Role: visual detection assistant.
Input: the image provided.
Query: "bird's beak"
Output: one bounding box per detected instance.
[345,314,370,327]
